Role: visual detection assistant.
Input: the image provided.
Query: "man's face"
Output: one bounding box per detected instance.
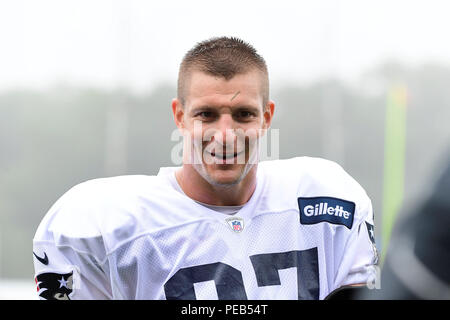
[174,69,274,186]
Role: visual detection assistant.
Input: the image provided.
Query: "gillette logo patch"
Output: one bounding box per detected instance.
[298,196,355,229]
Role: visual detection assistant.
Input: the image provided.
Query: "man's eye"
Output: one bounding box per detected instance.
[236,111,254,119]
[197,111,214,118]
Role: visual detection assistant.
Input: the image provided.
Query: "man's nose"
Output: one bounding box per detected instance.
[213,114,237,146]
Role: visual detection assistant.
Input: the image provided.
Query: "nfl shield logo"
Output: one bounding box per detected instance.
[225,217,244,233]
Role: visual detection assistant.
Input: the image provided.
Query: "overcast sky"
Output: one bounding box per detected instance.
[0,0,449,93]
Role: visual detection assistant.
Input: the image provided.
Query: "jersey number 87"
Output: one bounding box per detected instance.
[164,247,319,300]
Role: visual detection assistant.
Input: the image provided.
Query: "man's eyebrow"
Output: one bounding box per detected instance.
[233,105,261,113]
[189,105,216,113]
[191,105,259,110]
[189,105,261,115]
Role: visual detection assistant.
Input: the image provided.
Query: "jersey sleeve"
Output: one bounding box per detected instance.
[33,240,112,300]
[333,193,379,289]
[33,182,113,300]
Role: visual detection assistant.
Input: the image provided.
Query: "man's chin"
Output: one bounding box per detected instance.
[207,171,243,187]
[197,164,250,187]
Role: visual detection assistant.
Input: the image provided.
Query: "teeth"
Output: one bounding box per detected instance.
[211,153,235,159]
[210,152,239,159]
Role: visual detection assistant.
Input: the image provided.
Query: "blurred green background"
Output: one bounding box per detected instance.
[1,62,450,279]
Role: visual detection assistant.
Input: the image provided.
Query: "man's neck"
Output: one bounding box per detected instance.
[175,165,258,206]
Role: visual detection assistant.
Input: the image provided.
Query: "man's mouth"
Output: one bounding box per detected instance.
[209,150,245,161]
[209,150,245,163]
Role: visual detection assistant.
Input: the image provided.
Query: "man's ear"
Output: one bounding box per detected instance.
[172,98,185,132]
[262,100,275,130]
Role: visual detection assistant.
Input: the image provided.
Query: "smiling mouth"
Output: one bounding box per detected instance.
[210,150,244,160]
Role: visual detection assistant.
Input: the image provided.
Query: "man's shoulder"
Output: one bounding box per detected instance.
[260,156,339,170]
[258,157,371,214]
[33,174,166,252]
[259,156,353,183]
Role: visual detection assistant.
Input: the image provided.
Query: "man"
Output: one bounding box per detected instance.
[33,37,378,300]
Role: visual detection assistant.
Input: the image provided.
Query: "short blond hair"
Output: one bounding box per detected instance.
[177,36,269,107]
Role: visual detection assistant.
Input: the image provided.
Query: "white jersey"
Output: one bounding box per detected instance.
[33,157,378,300]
